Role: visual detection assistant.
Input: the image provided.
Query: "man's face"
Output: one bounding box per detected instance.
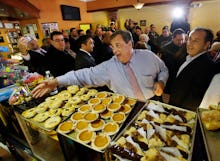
[82,38,94,53]
[27,39,39,50]
[71,29,78,37]
[96,28,103,37]
[187,30,210,57]
[110,35,132,64]
[51,34,65,51]
[173,34,185,47]
[162,29,169,37]
[135,29,142,36]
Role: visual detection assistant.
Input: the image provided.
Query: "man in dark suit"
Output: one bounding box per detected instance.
[18,36,47,75]
[45,31,75,77]
[169,27,215,111]
[75,35,96,70]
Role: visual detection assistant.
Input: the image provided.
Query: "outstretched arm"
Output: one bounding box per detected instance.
[31,78,58,98]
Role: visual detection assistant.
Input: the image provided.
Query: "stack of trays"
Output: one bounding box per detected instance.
[109,100,197,161]
[56,91,137,152]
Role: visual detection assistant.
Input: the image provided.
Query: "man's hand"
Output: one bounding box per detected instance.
[153,81,165,96]
[31,78,58,98]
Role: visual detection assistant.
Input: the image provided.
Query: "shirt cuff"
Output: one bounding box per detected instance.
[22,54,31,61]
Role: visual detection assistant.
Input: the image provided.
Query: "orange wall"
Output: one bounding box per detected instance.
[27,0,92,33]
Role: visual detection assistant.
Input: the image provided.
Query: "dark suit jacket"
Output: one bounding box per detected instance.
[44,45,75,77]
[23,50,47,75]
[75,50,96,70]
[169,53,215,111]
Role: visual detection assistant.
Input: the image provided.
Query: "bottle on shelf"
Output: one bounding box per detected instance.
[45,70,58,95]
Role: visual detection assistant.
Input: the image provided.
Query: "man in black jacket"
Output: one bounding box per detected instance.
[75,35,96,70]
[18,36,47,75]
[45,31,75,77]
[169,27,215,111]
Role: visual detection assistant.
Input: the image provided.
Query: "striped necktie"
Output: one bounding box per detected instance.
[126,63,145,101]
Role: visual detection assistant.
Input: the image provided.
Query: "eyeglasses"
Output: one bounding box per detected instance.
[53,39,64,43]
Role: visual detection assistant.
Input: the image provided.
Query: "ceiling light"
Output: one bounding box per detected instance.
[133,0,144,10]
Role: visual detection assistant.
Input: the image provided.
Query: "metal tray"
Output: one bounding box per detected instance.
[198,108,220,161]
[56,98,145,153]
[108,100,197,161]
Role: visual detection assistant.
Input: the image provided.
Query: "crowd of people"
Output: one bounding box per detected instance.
[18,18,220,111]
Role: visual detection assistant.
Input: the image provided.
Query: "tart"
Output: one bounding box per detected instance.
[57,121,75,134]
[100,110,112,119]
[77,130,95,144]
[68,96,81,105]
[112,94,125,104]
[95,92,108,98]
[67,85,79,94]
[91,134,110,151]
[44,116,61,129]
[119,104,132,114]
[71,112,85,122]
[89,119,105,131]
[84,113,99,122]
[45,95,57,102]
[58,90,72,100]
[92,104,106,113]
[111,112,126,124]
[33,111,50,122]
[49,108,62,116]
[78,104,92,113]
[49,99,63,108]
[75,121,89,132]
[101,97,112,106]
[103,122,119,136]
[35,105,48,113]
[80,94,90,101]
[22,108,37,118]
[124,98,136,106]
[88,98,101,105]
[79,87,89,93]
[62,107,75,117]
[107,103,121,112]
[87,89,98,97]
[75,90,85,96]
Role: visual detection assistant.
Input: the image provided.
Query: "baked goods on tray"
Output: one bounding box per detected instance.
[201,106,220,131]
[109,101,196,161]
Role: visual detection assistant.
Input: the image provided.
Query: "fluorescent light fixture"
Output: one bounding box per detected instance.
[173,7,184,18]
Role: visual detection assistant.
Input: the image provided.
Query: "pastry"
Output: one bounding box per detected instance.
[67,85,79,94]
[44,116,61,129]
[84,113,98,122]
[107,103,121,112]
[91,134,110,151]
[95,92,108,98]
[68,96,81,105]
[75,120,89,132]
[100,110,112,119]
[33,111,50,122]
[49,108,62,116]
[112,94,125,104]
[78,104,92,113]
[22,108,37,118]
[103,122,119,136]
[88,98,101,105]
[201,110,220,130]
[61,107,75,117]
[92,104,106,113]
[77,130,95,144]
[101,97,112,106]
[111,112,126,124]
[89,119,105,131]
[57,121,75,134]
[80,94,90,101]
[124,97,136,106]
[71,112,84,122]
[119,104,131,114]
[49,99,63,108]
[87,89,98,97]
